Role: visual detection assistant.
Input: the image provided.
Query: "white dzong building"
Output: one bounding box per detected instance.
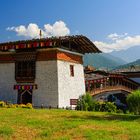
[0,35,100,108]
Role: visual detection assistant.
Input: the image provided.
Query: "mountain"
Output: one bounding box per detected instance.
[109,46,140,62]
[114,59,140,70]
[84,53,127,70]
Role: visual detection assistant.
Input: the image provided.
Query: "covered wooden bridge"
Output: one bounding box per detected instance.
[90,85,133,96]
[85,69,140,102]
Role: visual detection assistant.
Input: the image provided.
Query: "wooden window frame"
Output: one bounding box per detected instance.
[15,61,35,82]
[70,65,74,77]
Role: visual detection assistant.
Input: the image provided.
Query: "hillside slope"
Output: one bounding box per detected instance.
[84,53,126,70]
[114,59,140,70]
[110,46,140,62]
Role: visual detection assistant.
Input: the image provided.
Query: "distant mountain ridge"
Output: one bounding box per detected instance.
[84,53,126,70]
[84,46,140,70]
[109,46,140,62]
[114,59,140,70]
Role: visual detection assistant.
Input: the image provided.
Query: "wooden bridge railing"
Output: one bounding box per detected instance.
[90,85,134,96]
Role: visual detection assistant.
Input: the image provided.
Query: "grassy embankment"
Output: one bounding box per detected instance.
[0,108,140,140]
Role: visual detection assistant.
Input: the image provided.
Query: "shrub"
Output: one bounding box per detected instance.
[116,109,124,114]
[76,93,94,111]
[6,104,17,108]
[26,103,33,109]
[0,101,33,109]
[93,101,101,111]
[0,101,6,107]
[76,94,117,113]
[105,102,117,112]
[94,101,117,112]
[17,104,26,108]
[127,90,140,115]
[18,103,33,109]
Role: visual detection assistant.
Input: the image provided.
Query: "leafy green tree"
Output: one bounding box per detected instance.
[127,90,140,115]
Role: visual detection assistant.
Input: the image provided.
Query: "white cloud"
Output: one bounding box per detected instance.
[44,21,70,37]
[94,34,140,53]
[107,33,128,41]
[6,20,70,38]
[7,23,140,53]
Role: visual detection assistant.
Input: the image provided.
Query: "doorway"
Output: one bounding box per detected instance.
[18,90,32,104]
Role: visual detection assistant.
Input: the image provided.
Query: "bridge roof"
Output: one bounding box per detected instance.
[121,71,140,77]
[85,70,140,87]
[130,78,140,84]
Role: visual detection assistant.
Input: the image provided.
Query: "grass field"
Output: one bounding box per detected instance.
[0,108,140,140]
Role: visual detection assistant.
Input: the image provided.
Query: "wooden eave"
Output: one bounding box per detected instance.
[0,35,101,54]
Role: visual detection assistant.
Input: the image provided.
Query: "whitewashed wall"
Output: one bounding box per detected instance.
[33,61,58,107]
[33,60,85,108]
[0,63,17,103]
[0,51,85,108]
[57,60,85,108]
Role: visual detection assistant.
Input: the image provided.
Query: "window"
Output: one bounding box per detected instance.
[70,65,74,77]
[15,61,35,82]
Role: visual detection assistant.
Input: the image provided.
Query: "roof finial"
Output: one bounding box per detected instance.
[39,29,42,39]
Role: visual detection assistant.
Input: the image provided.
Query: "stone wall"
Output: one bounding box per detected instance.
[0,63,17,103]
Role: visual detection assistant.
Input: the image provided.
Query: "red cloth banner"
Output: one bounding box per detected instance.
[40,42,44,47]
[14,84,37,90]
[44,41,50,46]
[33,42,38,48]
[1,41,55,51]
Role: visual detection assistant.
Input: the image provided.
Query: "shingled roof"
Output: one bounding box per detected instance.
[0,35,101,54]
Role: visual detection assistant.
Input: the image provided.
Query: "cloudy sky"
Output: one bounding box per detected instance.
[0,0,140,53]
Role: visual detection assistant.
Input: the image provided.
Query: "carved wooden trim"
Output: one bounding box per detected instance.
[0,50,83,64]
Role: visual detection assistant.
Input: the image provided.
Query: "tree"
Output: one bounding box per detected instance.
[127,90,140,115]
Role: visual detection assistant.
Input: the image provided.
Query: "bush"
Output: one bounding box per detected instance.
[116,109,124,114]
[0,101,6,107]
[18,103,33,109]
[127,90,140,115]
[93,101,117,112]
[105,102,117,112]
[26,103,33,109]
[76,93,117,113]
[0,101,33,109]
[76,93,94,111]
[6,104,17,108]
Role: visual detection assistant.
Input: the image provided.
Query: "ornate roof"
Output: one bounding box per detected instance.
[0,35,101,54]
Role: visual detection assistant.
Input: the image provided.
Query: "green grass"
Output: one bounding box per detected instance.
[0,108,140,140]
